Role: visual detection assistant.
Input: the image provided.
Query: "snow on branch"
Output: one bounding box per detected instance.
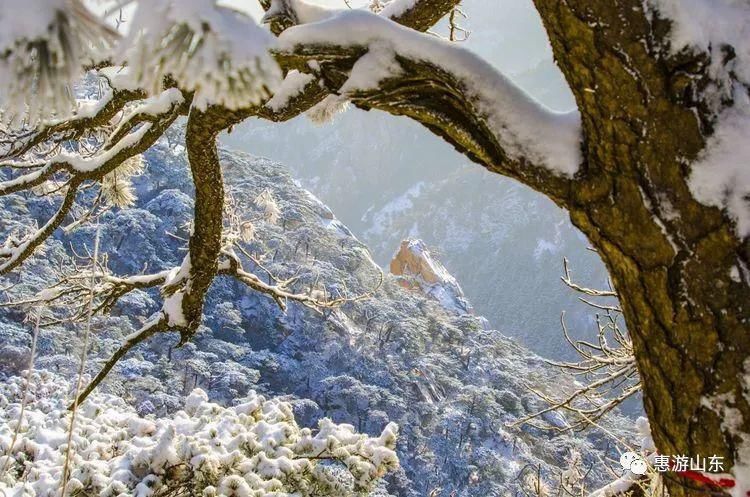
[0,185,79,275]
[0,90,186,274]
[263,0,461,35]
[120,0,282,110]
[274,9,582,188]
[0,87,145,161]
[0,371,399,496]
[220,192,383,313]
[234,0,460,125]
[218,248,383,313]
[1,262,171,327]
[0,0,116,127]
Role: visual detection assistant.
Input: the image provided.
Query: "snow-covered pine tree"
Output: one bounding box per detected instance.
[0,371,399,496]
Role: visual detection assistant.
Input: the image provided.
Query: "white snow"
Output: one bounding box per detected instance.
[0,120,157,196]
[0,0,66,53]
[161,256,193,327]
[265,70,315,111]
[647,0,750,95]
[0,0,112,126]
[0,370,399,497]
[67,122,153,172]
[588,472,639,497]
[646,0,750,237]
[264,0,338,25]
[379,0,416,20]
[365,182,425,237]
[278,8,582,176]
[162,292,186,327]
[120,0,282,110]
[687,85,750,237]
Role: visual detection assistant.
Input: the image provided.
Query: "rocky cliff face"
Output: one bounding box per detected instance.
[0,129,630,496]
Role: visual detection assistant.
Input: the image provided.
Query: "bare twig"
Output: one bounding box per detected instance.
[510,259,639,433]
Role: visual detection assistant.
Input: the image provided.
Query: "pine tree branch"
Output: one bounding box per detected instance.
[273,27,579,203]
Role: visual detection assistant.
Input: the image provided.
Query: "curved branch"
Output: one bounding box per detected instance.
[68,317,168,409]
[0,88,146,161]
[164,107,231,344]
[382,0,462,32]
[0,88,186,196]
[3,268,171,325]
[218,249,382,312]
[0,106,185,273]
[273,11,581,204]
[227,0,461,125]
[0,183,80,274]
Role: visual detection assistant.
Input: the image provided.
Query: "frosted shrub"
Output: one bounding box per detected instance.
[0,371,398,497]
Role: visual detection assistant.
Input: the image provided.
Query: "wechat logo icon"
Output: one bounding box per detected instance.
[620,452,648,475]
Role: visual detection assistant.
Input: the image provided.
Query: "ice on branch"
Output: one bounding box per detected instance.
[0,371,399,496]
[120,0,282,110]
[278,8,582,176]
[0,0,114,127]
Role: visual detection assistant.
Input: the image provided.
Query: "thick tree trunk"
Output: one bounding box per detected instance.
[274,4,750,491]
[534,2,750,494]
[178,108,228,342]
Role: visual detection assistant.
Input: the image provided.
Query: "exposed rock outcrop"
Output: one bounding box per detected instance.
[390,239,473,316]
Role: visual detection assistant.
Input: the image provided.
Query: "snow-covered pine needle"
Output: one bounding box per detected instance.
[100,153,145,208]
[0,0,116,127]
[119,0,282,110]
[60,226,100,495]
[0,312,41,477]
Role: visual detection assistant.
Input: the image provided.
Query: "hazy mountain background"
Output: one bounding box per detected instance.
[0,129,630,495]
[222,0,613,361]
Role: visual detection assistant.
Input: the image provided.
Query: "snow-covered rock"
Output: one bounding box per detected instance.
[390,239,473,316]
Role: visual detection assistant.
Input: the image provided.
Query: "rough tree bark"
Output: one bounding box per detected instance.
[535,3,749,496]
[273,2,749,495]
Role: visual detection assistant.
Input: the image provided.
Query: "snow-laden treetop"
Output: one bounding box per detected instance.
[0,0,280,125]
[0,370,399,497]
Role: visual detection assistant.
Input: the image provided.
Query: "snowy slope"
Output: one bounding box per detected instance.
[0,127,631,496]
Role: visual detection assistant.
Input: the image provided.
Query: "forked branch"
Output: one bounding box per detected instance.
[510,260,639,432]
